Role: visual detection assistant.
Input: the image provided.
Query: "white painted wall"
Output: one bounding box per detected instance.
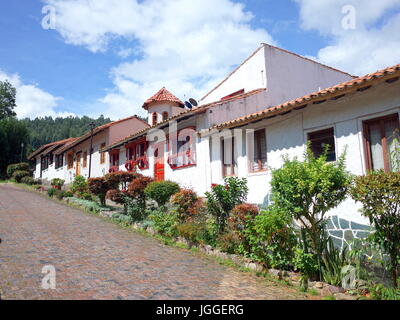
[201,45,267,104]
[146,102,185,125]
[207,80,400,225]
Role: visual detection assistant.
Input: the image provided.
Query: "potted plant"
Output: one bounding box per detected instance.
[51,178,65,190]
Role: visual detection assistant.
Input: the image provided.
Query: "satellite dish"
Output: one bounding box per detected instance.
[184,101,193,109]
[189,98,198,107]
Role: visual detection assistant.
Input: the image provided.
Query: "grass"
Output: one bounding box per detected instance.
[308,288,320,296]
[323,295,336,300]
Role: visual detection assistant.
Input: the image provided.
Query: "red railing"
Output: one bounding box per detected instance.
[125,156,149,172]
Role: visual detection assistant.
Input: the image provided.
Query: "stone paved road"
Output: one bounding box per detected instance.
[0,184,307,300]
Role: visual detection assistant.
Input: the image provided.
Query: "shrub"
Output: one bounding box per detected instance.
[351,171,400,288]
[270,146,352,279]
[127,175,154,209]
[55,190,66,200]
[144,180,180,207]
[70,175,89,197]
[227,203,259,253]
[12,170,30,183]
[216,231,242,254]
[105,171,138,190]
[21,176,35,185]
[7,162,29,178]
[47,188,57,197]
[148,208,180,238]
[106,189,125,205]
[205,177,248,234]
[370,283,400,300]
[88,177,110,206]
[176,222,210,245]
[170,188,199,221]
[51,178,65,189]
[250,206,297,270]
[112,213,134,226]
[63,191,74,198]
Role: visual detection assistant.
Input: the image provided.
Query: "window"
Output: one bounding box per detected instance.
[67,153,74,169]
[308,128,336,162]
[55,154,64,169]
[126,140,149,170]
[110,150,119,167]
[100,143,106,164]
[152,112,158,125]
[251,129,267,172]
[162,112,169,121]
[83,152,87,168]
[363,113,400,173]
[168,127,196,169]
[222,136,237,177]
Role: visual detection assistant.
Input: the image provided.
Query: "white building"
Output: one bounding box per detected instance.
[28,43,400,248]
[29,116,149,184]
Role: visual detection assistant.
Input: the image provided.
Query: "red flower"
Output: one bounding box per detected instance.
[211,183,218,188]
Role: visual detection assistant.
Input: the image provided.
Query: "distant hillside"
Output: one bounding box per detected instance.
[22,115,112,151]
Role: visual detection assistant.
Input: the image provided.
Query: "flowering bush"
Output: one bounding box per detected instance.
[170,188,199,221]
[51,178,65,189]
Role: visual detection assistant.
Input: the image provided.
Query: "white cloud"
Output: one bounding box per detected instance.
[44,0,274,119]
[295,0,400,75]
[0,71,71,119]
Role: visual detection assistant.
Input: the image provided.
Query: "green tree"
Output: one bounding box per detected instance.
[270,146,352,279]
[351,171,400,288]
[0,118,29,177]
[0,80,17,120]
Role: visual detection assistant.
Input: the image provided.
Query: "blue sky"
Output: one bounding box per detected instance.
[0,0,399,120]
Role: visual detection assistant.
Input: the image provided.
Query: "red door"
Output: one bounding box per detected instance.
[154,143,165,181]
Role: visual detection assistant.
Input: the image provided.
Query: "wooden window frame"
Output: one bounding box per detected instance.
[250,129,267,173]
[67,153,74,170]
[363,113,400,173]
[152,112,158,125]
[55,154,64,169]
[162,112,169,121]
[308,127,336,162]
[100,143,106,164]
[83,152,88,168]
[167,127,196,170]
[222,137,237,177]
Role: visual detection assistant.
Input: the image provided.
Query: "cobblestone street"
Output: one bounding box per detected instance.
[0,183,307,300]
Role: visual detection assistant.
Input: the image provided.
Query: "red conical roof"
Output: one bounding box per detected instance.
[142,87,184,109]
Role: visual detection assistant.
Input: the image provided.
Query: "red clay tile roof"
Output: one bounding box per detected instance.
[27,137,78,160]
[142,87,184,110]
[208,64,400,131]
[103,88,266,152]
[54,115,150,155]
